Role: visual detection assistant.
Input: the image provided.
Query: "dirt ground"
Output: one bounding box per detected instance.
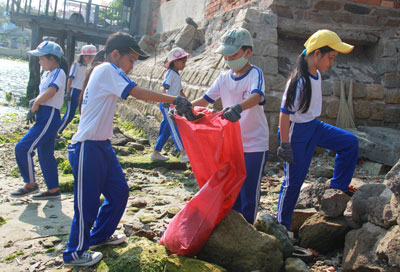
[0,112,387,272]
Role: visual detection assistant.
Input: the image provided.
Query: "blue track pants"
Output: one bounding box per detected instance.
[63,140,129,261]
[233,151,268,224]
[15,105,60,189]
[58,88,81,135]
[276,119,358,229]
[154,103,184,153]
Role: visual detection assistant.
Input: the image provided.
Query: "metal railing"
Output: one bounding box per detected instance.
[6,0,131,29]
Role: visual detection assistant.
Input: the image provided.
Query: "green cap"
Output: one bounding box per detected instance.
[216,28,254,56]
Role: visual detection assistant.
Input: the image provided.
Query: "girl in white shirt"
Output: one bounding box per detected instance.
[277,30,358,230]
[11,41,67,200]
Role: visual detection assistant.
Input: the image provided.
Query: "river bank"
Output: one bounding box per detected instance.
[0,111,388,272]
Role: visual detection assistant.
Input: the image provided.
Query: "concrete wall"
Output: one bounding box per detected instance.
[156,0,208,33]
[0,47,28,59]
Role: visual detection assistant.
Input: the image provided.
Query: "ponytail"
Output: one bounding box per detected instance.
[284,46,333,113]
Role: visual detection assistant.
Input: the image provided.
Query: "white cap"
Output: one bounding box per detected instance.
[81,45,97,56]
[166,47,190,68]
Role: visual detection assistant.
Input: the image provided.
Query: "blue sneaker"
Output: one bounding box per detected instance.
[10,185,39,198]
[64,251,103,267]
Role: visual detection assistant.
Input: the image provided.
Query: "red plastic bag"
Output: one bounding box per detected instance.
[159,111,246,256]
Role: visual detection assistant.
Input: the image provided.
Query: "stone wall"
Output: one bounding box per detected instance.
[121,0,400,155]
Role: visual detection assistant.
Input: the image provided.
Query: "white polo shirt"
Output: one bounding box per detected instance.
[280,71,322,123]
[204,66,269,153]
[161,69,183,96]
[69,62,88,90]
[40,68,66,110]
[72,62,136,142]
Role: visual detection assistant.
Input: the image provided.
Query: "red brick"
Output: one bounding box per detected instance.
[381,0,394,7]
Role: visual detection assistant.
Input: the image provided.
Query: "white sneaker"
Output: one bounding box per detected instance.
[179,153,189,163]
[64,251,103,267]
[150,152,169,161]
[91,234,126,248]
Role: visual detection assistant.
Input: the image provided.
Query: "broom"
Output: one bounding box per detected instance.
[336,79,356,128]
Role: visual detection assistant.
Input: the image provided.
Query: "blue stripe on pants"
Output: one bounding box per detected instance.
[232,151,268,224]
[154,103,184,152]
[14,105,60,189]
[276,119,358,229]
[58,88,81,135]
[63,140,129,261]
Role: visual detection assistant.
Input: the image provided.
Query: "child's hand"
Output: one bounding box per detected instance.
[277,142,293,163]
[222,104,242,122]
[64,92,72,102]
[26,109,35,125]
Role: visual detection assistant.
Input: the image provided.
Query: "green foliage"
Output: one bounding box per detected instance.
[5,251,24,262]
[5,92,12,102]
[54,140,66,150]
[121,121,134,131]
[0,217,6,226]
[59,175,74,193]
[58,159,72,174]
[10,166,20,178]
[45,247,56,253]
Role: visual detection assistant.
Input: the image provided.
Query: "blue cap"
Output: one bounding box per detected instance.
[28,41,64,58]
[216,28,254,56]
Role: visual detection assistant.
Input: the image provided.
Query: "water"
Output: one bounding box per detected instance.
[0,58,29,116]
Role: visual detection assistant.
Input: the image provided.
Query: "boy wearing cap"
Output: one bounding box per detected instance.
[277,29,358,230]
[11,41,68,200]
[57,44,97,137]
[150,47,190,163]
[192,28,269,225]
[63,32,192,267]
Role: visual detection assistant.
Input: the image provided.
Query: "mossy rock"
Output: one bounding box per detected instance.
[59,175,74,193]
[166,254,227,272]
[54,140,66,150]
[118,155,187,171]
[96,236,168,272]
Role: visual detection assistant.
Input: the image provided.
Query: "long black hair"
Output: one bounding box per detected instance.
[284,46,333,113]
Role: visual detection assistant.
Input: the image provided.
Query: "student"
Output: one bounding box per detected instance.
[63,32,192,267]
[192,28,269,225]
[150,47,190,163]
[78,49,106,113]
[276,29,358,230]
[57,44,97,137]
[11,41,67,200]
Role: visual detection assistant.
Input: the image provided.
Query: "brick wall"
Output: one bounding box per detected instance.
[205,0,254,18]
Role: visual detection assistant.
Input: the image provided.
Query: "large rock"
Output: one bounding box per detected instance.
[320,189,350,218]
[285,257,310,272]
[385,159,400,198]
[299,213,349,253]
[254,213,294,258]
[290,208,317,232]
[349,183,387,227]
[199,210,283,272]
[376,225,400,269]
[166,254,227,272]
[347,126,400,166]
[343,223,388,272]
[296,183,326,209]
[347,184,398,229]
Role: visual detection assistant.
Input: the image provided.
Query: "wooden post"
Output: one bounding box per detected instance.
[129,0,136,35]
[26,22,42,101]
[66,31,75,67]
[86,0,92,25]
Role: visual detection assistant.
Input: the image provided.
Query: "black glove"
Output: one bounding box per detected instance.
[277,142,293,163]
[222,104,242,122]
[29,99,35,107]
[64,92,71,102]
[172,96,192,116]
[163,103,171,109]
[26,110,35,125]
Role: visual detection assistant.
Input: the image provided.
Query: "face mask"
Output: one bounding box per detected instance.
[225,55,248,71]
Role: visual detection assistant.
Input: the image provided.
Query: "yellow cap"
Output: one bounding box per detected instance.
[304,29,354,56]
